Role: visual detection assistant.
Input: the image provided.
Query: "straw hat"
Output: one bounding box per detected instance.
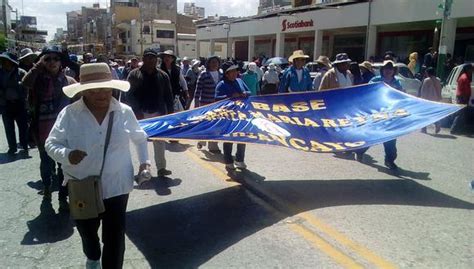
[62,63,130,98]
[315,55,331,68]
[288,50,309,63]
[159,50,177,60]
[359,61,373,72]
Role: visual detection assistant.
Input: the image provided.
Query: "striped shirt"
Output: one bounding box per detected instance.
[194,71,222,106]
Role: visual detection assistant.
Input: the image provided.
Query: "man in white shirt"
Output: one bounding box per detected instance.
[319,53,354,91]
[46,63,150,269]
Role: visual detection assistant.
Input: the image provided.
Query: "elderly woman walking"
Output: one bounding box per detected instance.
[45,63,150,269]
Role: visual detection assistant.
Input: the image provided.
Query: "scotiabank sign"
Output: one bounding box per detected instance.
[281,19,314,32]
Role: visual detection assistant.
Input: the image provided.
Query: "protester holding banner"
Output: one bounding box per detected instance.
[366,60,404,170]
[319,53,354,91]
[195,56,222,153]
[127,48,174,177]
[278,50,313,93]
[420,67,442,134]
[215,61,250,170]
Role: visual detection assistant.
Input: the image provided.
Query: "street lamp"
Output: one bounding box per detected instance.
[223,23,230,59]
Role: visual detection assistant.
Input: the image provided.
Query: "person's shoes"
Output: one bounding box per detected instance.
[384,161,399,170]
[86,258,101,269]
[196,143,203,150]
[435,125,441,134]
[39,187,52,200]
[58,199,69,212]
[157,168,172,177]
[421,128,427,134]
[235,161,247,169]
[18,149,29,157]
[169,140,179,143]
[209,149,222,154]
[356,153,364,162]
[225,163,236,170]
[7,148,17,155]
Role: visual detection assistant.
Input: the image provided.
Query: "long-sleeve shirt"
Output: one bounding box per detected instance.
[215,78,251,100]
[195,71,222,106]
[45,97,149,199]
[278,66,313,93]
[127,67,174,115]
[420,76,442,101]
[242,71,259,96]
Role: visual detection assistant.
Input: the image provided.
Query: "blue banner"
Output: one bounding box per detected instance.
[139,83,462,153]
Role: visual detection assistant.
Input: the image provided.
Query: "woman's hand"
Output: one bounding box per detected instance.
[68,150,87,165]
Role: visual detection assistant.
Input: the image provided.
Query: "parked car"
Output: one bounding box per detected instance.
[305,62,321,79]
[441,63,474,106]
[372,63,422,96]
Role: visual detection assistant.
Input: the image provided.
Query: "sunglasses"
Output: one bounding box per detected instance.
[44,57,61,62]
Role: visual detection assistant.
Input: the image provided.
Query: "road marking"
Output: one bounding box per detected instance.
[185,149,364,268]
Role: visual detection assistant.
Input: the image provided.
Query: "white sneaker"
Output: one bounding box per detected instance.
[86,259,101,269]
[235,161,247,169]
[225,163,236,170]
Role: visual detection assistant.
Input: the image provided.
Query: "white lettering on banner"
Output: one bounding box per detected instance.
[281,19,314,32]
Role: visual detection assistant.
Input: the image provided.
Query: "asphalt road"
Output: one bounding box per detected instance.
[0,122,473,268]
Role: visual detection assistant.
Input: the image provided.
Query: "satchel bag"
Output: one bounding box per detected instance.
[68,111,114,220]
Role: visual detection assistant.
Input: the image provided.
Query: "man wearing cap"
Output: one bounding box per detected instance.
[22,46,77,204]
[279,50,313,93]
[319,53,354,91]
[0,52,29,155]
[122,57,139,81]
[194,55,222,153]
[215,61,251,170]
[312,55,332,91]
[46,62,150,269]
[127,48,174,177]
[159,50,189,111]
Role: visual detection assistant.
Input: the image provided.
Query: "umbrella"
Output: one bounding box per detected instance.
[263,57,289,66]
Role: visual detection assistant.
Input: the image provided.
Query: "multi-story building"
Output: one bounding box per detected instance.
[197,0,474,63]
[81,4,108,53]
[258,0,292,14]
[66,10,82,43]
[183,2,205,19]
[14,16,47,49]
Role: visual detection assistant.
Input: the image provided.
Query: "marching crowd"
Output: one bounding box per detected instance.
[0,44,472,268]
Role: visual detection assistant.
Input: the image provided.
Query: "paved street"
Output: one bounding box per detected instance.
[1,121,473,268]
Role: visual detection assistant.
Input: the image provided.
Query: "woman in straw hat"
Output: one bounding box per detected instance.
[278,50,313,93]
[45,63,150,269]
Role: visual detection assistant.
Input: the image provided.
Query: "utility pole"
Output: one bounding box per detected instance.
[436,0,453,81]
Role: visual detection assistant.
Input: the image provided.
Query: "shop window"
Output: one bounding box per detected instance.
[156,30,175,39]
[143,25,150,34]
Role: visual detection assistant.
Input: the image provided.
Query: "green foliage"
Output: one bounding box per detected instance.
[0,33,7,52]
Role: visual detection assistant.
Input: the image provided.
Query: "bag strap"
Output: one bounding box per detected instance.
[99,111,114,178]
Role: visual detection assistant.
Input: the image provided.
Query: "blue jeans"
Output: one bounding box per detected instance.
[1,100,28,151]
[38,146,67,201]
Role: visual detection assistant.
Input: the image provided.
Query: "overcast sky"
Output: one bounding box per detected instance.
[8,0,259,41]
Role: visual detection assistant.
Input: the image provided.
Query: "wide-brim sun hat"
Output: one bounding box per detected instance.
[19,48,37,62]
[221,61,239,73]
[159,50,177,60]
[62,63,130,98]
[315,55,332,68]
[359,61,374,72]
[288,50,310,63]
[332,53,352,65]
[0,52,19,66]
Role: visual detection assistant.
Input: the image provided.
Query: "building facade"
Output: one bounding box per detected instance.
[197,0,474,63]
[184,2,205,19]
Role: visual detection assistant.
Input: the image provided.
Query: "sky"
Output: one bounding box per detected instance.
[8,0,259,41]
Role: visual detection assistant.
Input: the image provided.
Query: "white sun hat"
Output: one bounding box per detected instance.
[62,63,130,98]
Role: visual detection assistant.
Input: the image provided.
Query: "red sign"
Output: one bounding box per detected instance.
[281,19,314,32]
